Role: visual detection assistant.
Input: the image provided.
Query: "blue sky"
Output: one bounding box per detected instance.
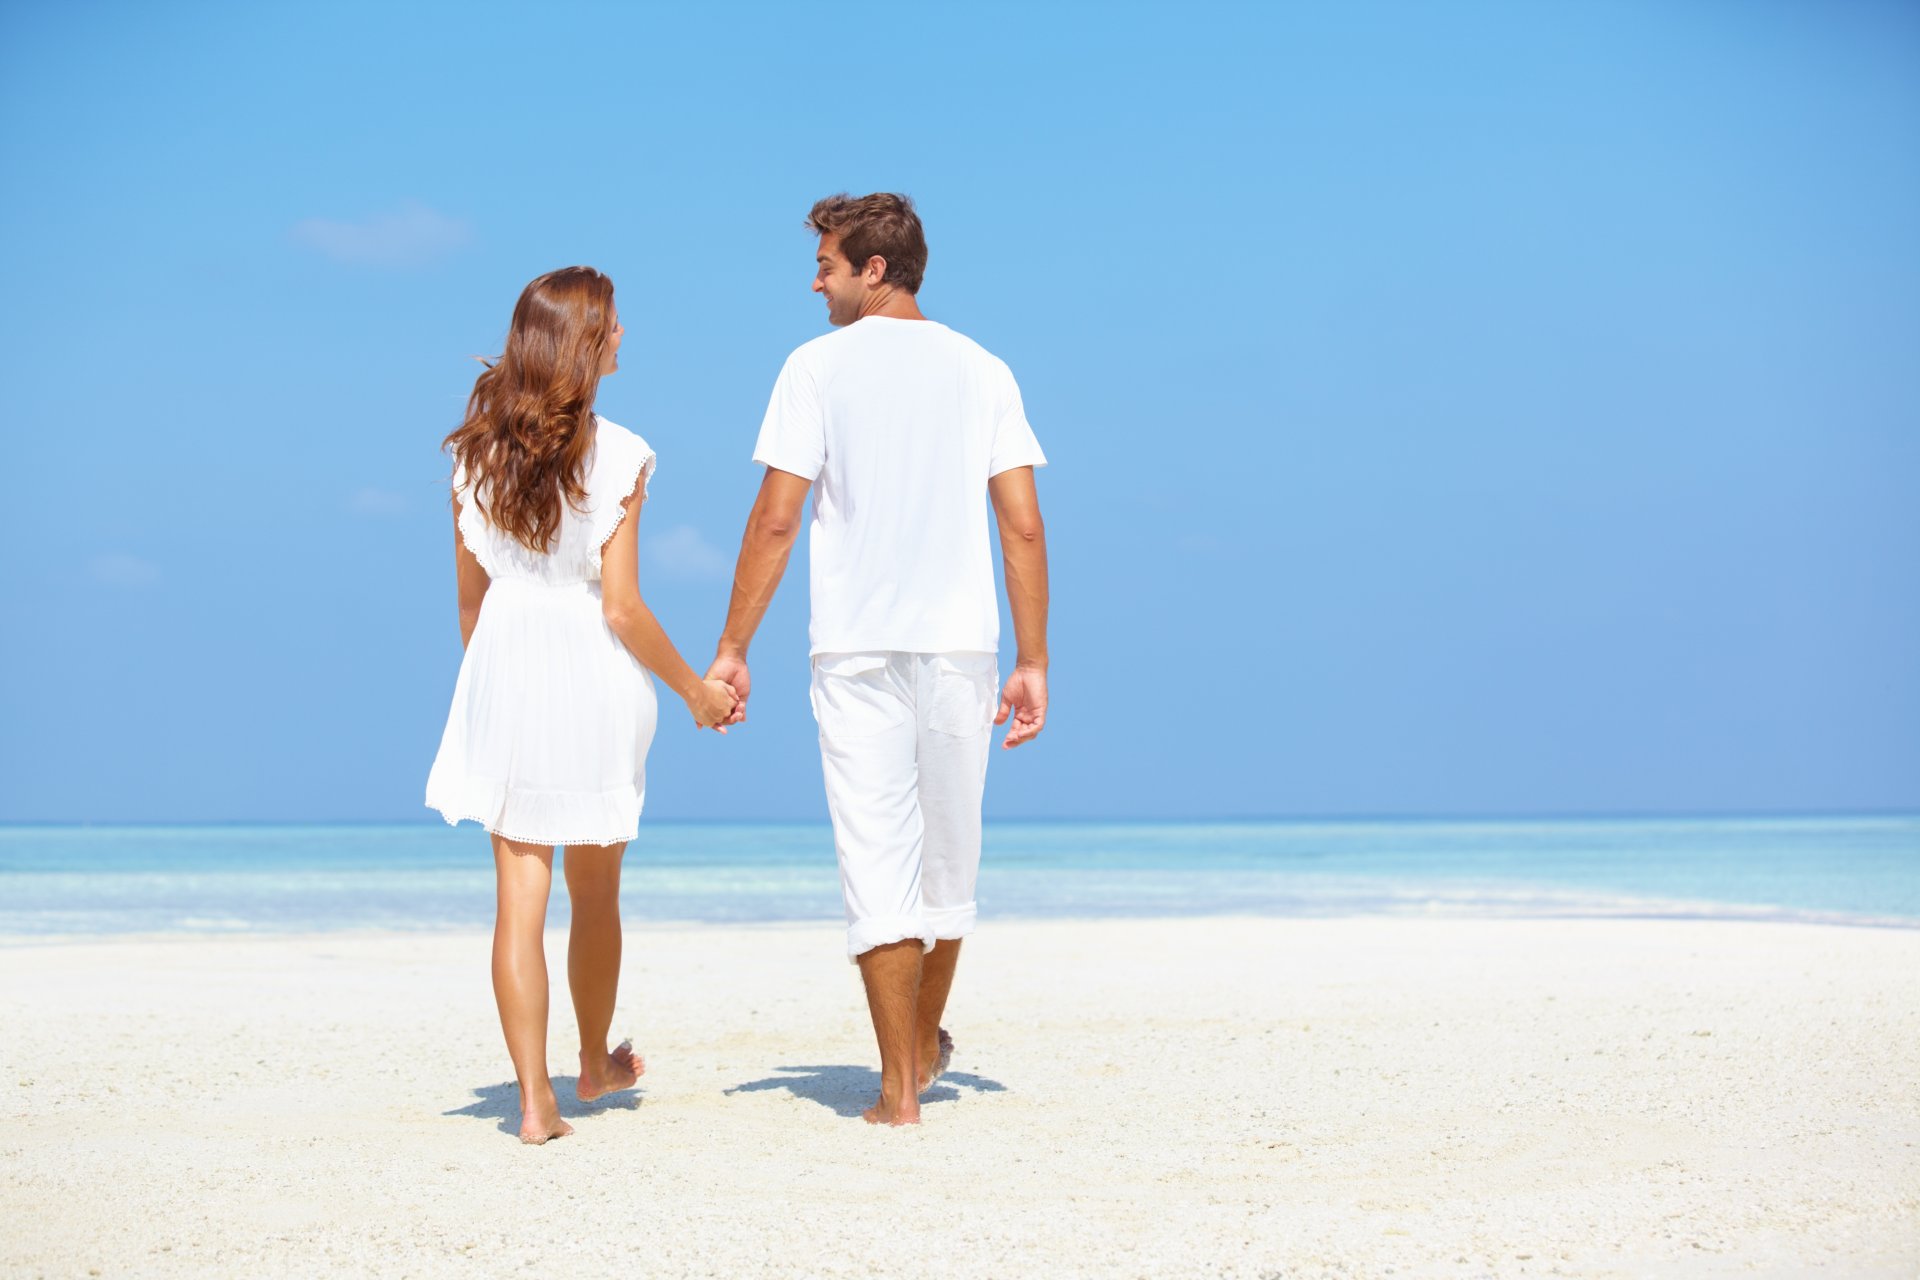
[1,1,1915,823]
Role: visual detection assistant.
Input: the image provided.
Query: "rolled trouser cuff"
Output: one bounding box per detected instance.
[846,914,936,962]
[924,901,977,941]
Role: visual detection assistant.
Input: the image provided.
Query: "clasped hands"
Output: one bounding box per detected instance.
[696,653,1048,748]
[690,669,744,733]
[699,653,751,732]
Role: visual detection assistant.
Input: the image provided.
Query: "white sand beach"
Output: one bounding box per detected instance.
[3,917,1916,1278]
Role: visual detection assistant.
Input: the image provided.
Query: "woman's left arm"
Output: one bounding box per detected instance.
[453,497,490,649]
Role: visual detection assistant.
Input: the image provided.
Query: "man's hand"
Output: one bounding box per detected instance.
[995,665,1048,749]
[706,653,751,725]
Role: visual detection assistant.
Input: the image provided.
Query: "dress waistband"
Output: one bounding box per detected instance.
[486,576,602,595]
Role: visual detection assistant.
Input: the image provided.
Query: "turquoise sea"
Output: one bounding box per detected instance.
[0,816,1915,936]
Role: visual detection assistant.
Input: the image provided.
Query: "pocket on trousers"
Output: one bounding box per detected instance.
[811,653,909,738]
[928,654,998,737]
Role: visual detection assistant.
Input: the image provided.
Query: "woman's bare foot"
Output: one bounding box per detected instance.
[917,1027,954,1095]
[518,1090,573,1145]
[577,1038,644,1102]
[863,1090,921,1126]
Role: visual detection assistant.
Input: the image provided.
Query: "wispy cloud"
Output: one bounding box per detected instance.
[349,487,412,517]
[646,525,732,581]
[88,553,162,588]
[290,200,473,268]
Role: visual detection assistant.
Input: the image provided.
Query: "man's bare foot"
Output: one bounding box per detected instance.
[917,1027,954,1095]
[577,1038,644,1102]
[862,1091,921,1126]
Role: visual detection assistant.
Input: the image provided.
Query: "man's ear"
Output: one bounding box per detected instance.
[863,256,889,285]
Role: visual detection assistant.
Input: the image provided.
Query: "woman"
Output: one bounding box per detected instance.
[425,266,737,1144]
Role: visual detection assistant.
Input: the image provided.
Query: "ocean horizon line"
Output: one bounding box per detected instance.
[3,809,1916,831]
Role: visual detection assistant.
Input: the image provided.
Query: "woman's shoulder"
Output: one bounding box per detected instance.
[592,415,655,464]
[590,415,657,501]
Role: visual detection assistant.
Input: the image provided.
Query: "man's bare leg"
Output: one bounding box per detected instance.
[563,842,643,1101]
[856,939,924,1125]
[491,836,571,1145]
[914,939,962,1092]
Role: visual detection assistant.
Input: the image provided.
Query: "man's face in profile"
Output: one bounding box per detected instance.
[812,232,867,327]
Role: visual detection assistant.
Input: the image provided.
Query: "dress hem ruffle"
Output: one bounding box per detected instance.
[425,807,641,849]
[425,773,644,848]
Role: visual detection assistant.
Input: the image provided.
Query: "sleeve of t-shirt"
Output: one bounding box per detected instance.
[751,350,826,480]
[988,359,1048,477]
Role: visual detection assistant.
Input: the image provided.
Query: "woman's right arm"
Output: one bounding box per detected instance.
[453,497,490,649]
[599,477,737,729]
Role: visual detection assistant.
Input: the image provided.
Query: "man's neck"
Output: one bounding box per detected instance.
[856,286,926,322]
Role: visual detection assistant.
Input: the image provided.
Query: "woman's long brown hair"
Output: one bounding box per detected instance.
[444,267,616,554]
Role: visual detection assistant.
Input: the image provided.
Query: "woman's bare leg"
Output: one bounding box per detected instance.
[491,835,570,1144]
[564,842,642,1100]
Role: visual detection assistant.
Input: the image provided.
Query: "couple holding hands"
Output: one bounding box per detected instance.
[425,193,1050,1142]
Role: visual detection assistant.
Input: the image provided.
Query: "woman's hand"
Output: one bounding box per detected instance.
[705,654,751,725]
[689,677,740,732]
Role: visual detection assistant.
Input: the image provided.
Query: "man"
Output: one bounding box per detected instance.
[708,192,1050,1126]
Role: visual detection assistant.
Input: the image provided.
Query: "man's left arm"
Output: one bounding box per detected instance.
[989,465,1049,748]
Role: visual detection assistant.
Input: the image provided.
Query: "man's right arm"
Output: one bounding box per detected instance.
[708,466,814,722]
[988,465,1049,748]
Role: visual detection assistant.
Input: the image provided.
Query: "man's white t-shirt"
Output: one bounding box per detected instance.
[752,316,1047,656]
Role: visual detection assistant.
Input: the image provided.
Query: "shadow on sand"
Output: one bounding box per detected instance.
[724,1065,1008,1118]
[445,1076,644,1136]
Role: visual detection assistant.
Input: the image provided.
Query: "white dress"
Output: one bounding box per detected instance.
[425,416,659,846]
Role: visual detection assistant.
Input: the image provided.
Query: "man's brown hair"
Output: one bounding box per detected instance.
[806,192,928,294]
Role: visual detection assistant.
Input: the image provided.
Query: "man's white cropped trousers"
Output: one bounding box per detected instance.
[809,650,997,960]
